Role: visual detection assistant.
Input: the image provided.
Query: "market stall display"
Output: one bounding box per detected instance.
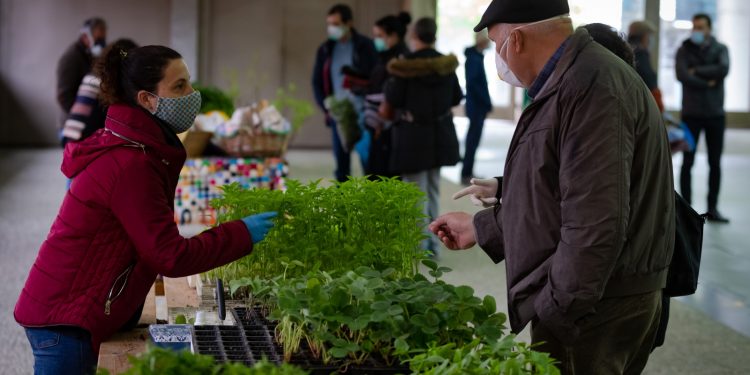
[161,178,560,374]
[174,158,288,226]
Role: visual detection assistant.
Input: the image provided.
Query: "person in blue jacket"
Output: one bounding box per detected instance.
[461,31,493,185]
[312,3,378,182]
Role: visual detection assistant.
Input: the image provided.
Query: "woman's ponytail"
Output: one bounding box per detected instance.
[96,39,138,105]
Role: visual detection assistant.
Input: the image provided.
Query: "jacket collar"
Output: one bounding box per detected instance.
[530,27,593,104]
[104,103,186,167]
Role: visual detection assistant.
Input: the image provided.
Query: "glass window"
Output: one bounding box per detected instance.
[436,0,510,108]
[659,0,749,112]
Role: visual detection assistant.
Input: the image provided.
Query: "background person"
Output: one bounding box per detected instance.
[384,18,463,256]
[312,3,378,182]
[57,17,107,144]
[675,13,731,223]
[16,44,276,374]
[364,11,412,178]
[61,39,138,147]
[461,31,493,186]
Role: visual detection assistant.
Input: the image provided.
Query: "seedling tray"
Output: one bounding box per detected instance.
[193,305,408,373]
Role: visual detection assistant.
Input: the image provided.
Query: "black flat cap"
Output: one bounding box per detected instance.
[474,0,570,32]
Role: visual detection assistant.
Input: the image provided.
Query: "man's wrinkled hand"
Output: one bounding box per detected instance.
[429,212,476,250]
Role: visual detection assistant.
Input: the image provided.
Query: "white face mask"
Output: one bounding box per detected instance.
[327,25,346,41]
[493,14,570,88]
[495,39,525,87]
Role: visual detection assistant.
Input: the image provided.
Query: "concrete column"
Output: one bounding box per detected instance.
[716,0,750,112]
[170,0,200,82]
[645,0,660,69]
[403,0,437,20]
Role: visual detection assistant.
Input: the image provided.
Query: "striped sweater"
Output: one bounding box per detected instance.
[62,74,106,146]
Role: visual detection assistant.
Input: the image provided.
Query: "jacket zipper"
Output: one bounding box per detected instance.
[104,264,134,315]
[105,128,146,154]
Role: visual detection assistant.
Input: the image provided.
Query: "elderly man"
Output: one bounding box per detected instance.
[56,17,107,138]
[430,0,674,373]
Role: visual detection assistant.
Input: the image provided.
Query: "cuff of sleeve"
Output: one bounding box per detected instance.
[473,207,505,263]
[534,284,581,345]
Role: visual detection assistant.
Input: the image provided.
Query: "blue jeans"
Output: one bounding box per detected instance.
[401,168,441,256]
[25,326,96,375]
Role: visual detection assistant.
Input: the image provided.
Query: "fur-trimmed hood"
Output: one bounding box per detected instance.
[387,53,459,78]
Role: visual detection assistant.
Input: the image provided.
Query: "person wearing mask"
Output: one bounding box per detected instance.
[676,13,730,223]
[628,21,663,112]
[312,4,378,182]
[61,39,138,147]
[384,18,463,256]
[461,31,493,186]
[15,44,277,374]
[430,0,674,372]
[364,11,412,178]
[57,18,107,143]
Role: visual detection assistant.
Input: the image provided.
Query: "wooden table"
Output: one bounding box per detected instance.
[97,276,199,374]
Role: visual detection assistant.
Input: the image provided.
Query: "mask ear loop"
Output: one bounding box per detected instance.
[145,92,161,115]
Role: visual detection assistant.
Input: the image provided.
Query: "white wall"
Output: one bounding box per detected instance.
[0,0,428,147]
[0,0,171,146]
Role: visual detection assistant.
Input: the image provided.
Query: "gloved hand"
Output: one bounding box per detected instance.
[452,178,500,208]
[241,211,278,244]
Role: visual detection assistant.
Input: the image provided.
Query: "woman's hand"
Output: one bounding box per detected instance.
[429,212,476,250]
[452,178,499,207]
[241,212,278,244]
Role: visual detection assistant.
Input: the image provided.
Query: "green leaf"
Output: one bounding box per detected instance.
[455,285,475,299]
[422,259,439,271]
[371,300,391,311]
[483,295,497,314]
[394,338,409,355]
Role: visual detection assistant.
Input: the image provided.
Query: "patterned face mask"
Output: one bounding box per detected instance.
[149,90,202,134]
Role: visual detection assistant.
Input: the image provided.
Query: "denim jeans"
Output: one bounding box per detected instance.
[401,168,441,255]
[25,326,96,375]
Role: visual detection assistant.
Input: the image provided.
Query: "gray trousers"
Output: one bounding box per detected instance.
[531,290,662,375]
[401,168,440,254]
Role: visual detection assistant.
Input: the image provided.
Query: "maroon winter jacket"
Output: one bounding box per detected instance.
[15,104,252,352]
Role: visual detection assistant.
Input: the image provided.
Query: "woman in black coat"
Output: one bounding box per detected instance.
[384,18,463,255]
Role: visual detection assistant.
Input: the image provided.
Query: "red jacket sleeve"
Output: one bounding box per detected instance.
[110,156,252,277]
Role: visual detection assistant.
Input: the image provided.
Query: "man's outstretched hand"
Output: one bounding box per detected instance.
[429,212,477,250]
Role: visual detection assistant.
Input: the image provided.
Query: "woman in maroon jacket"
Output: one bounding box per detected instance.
[15,44,276,374]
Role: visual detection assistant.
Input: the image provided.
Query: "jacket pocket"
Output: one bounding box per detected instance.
[104,264,134,316]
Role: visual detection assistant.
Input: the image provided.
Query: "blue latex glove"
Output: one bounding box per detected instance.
[241,211,278,244]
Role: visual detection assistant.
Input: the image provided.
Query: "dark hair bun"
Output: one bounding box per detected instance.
[397,12,412,26]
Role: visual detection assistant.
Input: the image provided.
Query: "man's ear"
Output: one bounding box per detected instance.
[510,30,524,54]
[136,90,157,113]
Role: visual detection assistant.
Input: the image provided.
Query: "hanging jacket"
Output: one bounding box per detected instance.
[15,103,252,353]
[384,49,463,174]
[472,28,675,343]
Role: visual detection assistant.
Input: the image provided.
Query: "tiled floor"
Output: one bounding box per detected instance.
[1,118,749,373]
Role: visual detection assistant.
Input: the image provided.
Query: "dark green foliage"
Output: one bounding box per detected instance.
[193,83,236,115]
[233,264,511,368]
[96,346,307,375]
[207,177,427,284]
